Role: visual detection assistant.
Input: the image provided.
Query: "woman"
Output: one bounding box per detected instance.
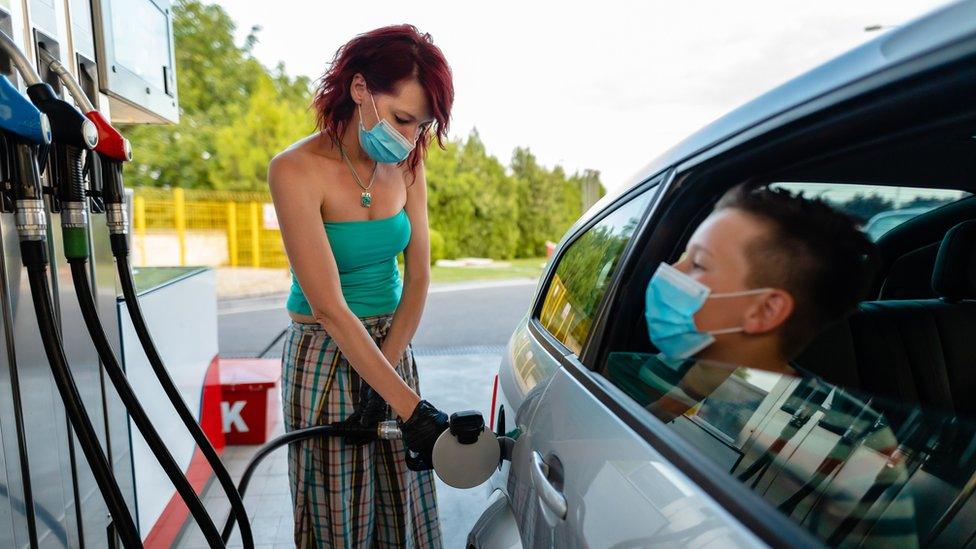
[269,25,453,547]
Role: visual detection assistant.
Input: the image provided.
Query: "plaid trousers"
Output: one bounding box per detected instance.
[281,316,442,548]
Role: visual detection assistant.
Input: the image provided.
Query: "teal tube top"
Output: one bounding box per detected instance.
[287,208,411,318]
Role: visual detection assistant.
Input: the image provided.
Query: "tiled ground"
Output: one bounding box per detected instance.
[176,352,500,548]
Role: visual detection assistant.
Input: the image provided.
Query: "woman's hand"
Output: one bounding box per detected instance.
[399,400,448,469]
[338,381,390,445]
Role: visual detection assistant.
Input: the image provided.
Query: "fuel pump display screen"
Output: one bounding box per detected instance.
[94,0,178,122]
[110,0,169,91]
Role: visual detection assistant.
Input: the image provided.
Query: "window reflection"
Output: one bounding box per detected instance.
[538,189,653,354]
[604,353,976,547]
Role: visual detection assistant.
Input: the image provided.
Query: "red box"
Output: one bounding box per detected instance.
[218,358,281,445]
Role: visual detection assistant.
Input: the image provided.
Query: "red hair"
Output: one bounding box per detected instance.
[313,24,454,175]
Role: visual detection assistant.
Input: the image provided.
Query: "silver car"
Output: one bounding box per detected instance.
[468,2,976,547]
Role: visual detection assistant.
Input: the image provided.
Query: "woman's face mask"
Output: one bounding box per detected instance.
[645,263,770,359]
[358,91,416,163]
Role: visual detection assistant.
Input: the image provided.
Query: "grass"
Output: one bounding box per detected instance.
[400,257,548,285]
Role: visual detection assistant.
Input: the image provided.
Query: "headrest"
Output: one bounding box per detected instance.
[932,220,976,301]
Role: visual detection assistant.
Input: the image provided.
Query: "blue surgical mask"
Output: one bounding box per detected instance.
[645,263,769,359]
[358,91,416,163]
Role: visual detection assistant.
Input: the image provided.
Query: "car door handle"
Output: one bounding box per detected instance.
[530,451,567,520]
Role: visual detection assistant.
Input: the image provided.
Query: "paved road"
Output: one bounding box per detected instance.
[217,280,537,358]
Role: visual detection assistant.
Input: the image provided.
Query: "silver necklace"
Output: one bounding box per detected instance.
[339,142,378,208]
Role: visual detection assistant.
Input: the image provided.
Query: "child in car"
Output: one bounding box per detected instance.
[608,184,919,547]
[612,183,877,416]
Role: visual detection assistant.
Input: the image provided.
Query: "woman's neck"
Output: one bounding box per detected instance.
[338,116,373,164]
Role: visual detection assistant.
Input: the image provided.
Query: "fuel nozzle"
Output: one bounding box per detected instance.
[0,75,51,248]
[25,82,98,260]
[35,46,131,249]
[85,110,130,234]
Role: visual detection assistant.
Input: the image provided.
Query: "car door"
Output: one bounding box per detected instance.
[505,181,765,547]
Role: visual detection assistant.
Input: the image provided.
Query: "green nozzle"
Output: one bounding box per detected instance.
[63,227,89,259]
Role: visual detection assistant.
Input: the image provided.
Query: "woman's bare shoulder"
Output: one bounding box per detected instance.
[269,135,333,193]
[271,135,317,171]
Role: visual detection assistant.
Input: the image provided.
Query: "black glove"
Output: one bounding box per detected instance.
[399,400,448,471]
[337,380,389,446]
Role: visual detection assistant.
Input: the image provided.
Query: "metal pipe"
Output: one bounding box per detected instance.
[36,48,94,113]
[0,29,40,86]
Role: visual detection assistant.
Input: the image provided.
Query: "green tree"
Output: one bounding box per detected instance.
[122,0,309,189]
[425,130,520,258]
[208,73,313,190]
[511,147,551,257]
[832,194,896,223]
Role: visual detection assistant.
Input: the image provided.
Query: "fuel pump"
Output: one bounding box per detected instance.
[38,51,255,549]
[0,31,142,548]
[35,48,226,548]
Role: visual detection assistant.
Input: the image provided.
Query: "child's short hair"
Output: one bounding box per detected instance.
[715,184,880,359]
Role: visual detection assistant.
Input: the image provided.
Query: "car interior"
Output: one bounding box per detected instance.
[787,130,976,416]
[589,110,976,544]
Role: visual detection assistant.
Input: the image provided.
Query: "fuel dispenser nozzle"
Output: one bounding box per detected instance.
[24,82,98,254]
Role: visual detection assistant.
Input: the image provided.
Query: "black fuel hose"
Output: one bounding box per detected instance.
[221,423,379,539]
[21,241,141,548]
[68,259,225,547]
[55,131,223,545]
[112,239,254,548]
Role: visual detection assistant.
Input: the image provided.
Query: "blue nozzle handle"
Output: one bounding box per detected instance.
[0,76,51,146]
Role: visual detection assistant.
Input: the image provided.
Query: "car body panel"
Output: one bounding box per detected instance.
[506,366,763,548]
[467,490,522,549]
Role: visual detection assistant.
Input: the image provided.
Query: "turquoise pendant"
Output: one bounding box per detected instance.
[360,192,372,208]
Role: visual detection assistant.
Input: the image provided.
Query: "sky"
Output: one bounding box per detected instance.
[213,0,951,192]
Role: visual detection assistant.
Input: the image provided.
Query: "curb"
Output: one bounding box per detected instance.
[218,278,539,312]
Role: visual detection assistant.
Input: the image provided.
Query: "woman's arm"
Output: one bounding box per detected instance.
[269,153,420,419]
[379,163,431,369]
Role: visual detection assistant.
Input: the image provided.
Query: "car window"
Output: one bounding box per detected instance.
[772,182,971,241]
[537,187,656,355]
[601,354,975,547]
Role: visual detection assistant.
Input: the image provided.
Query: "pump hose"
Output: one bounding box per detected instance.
[222,423,379,538]
[68,259,225,547]
[112,240,254,548]
[22,241,141,548]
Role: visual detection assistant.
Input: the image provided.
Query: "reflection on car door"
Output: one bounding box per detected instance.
[509,359,761,547]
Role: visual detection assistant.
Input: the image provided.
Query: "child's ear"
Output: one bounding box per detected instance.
[743,289,794,334]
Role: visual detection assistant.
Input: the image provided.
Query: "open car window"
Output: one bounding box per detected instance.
[602,353,976,547]
[772,182,971,241]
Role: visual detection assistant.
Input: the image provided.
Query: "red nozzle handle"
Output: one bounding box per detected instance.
[85,110,131,162]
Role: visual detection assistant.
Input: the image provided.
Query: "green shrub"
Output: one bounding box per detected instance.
[429,229,446,264]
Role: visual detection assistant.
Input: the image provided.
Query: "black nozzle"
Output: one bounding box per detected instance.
[26,83,96,150]
[449,410,485,445]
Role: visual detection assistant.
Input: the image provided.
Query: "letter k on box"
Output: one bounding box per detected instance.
[218,358,281,445]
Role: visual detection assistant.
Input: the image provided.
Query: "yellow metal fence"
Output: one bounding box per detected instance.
[132,187,288,268]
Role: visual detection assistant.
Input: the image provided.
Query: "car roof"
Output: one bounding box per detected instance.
[592,0,976,216]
